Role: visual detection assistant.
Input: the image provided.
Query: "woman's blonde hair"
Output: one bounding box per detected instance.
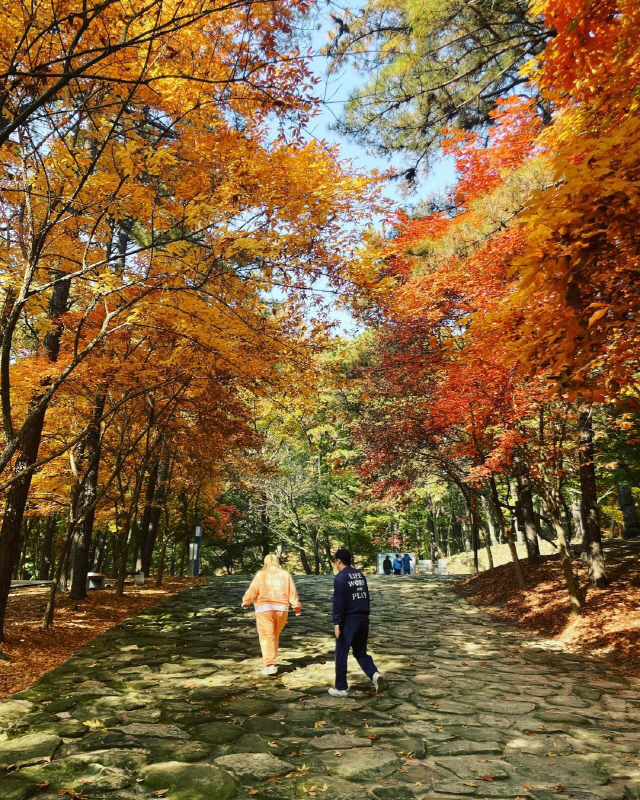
[263,553,280,568]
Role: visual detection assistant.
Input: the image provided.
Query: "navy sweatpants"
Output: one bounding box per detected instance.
[335,614,378,690]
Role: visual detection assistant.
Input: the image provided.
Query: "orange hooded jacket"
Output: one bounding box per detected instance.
[242,567,301,612]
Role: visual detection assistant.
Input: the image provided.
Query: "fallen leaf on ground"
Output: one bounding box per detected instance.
[480,775,494,782]
[0,580,205,700]
[314,720,327,728]
[453,554,640,674]
[152,791,170,798]
[301,784,328,796]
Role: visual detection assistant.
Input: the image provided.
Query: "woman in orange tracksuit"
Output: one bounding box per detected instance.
[242,554,301,675]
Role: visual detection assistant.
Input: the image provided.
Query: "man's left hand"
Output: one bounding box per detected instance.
[334,624,341,639]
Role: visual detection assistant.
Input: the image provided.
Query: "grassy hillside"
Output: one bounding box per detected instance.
[446,540,558,574]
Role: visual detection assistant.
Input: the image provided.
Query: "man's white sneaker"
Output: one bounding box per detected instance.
[372,672,385,692]
[262,665,278,676]
[328,687,350,698]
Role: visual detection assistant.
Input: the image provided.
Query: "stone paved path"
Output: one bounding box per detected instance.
[1,576,639,800]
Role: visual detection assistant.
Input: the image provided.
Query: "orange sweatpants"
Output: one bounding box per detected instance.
[255,610,288,666]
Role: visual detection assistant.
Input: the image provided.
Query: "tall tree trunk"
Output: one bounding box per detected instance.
[466,488,494,570]
[482,526,494,570]
[43,482,82,629]
[570,499,584,545]
[115,539,129,597]
[94,530,106,572]
[489,475,525,587]
[617,476,640,539]
[0,404,47,639]
[470,490,479,571]
[510,480,524,544]
[260,495,270,557]
[324,539,333,573]
[480,494,499,546]
[313,532,321,575]
[39,514,56,579]
[431,508,445,559]
[155,533,169,587]
[17,519,30,580]
[516,474,542,564]
[141,458,169,576]
[68,394,105,600]
[0,274,70,640]
[178,538,187,577]
[544,492,582,616]
[577,405,608,588]
[138,458,159,575]
[296,530,312,575]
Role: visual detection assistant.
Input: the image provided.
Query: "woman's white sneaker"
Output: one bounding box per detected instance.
[372,672,385,692]
[262,665,278,676]
[328,688,350,698]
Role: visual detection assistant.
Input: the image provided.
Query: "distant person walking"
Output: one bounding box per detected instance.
[242,554,301,676]
[329,548,384,698]
[392,554,403,575]
[402,553,411,575]
[383,555,392,575]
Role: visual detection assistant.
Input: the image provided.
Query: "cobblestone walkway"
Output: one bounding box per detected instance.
[1,575,639,800]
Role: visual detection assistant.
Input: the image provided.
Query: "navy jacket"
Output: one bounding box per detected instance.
[333,566,370,624]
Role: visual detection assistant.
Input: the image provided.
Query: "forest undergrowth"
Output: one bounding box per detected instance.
[0,578,203,699]
[455,551,640,674]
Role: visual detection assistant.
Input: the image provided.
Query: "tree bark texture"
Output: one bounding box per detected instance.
[0,274,70,639]
[480,494,499,546]
[545,494,582,616]
[516,474,542,564]
[577,405,609,588]
[68,394,105,599]
[39,514,56,579]
[570,500,584,545]
[510,480,524,544]
[141,459,169,576]
[489,476,525,587]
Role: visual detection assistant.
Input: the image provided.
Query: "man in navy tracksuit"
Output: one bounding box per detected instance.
[328,549,385,698]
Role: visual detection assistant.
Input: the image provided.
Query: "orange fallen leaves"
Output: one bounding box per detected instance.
[454,552,640,675]
[0,579,203,699]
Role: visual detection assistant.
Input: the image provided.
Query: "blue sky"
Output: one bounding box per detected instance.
[306,13,457,206]
[293,13,456,333]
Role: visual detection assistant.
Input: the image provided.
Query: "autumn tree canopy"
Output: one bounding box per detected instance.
[0,0,638,644]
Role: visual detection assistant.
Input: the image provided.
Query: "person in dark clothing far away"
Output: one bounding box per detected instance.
[402,553,411,575]
[383,555,392,575]
[329,548,385,698]
[392,554,402,575]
